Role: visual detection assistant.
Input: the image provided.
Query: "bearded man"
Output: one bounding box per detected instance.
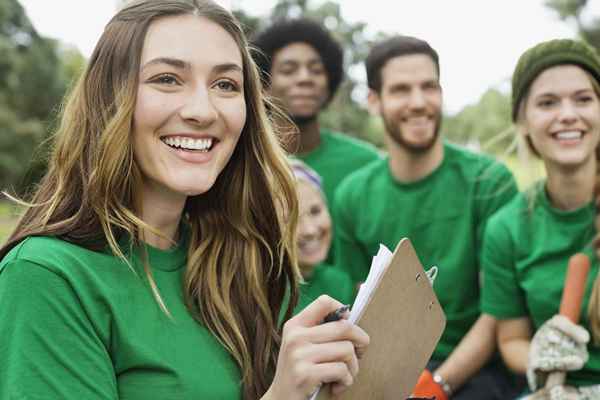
[333,35,521,399]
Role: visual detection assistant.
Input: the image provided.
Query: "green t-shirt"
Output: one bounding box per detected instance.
[298,129,381,265]
[481,183,600,386]
[294,263,354,315]
[0,236,242,399]
[333,142,517,360]
[298,129,381,208]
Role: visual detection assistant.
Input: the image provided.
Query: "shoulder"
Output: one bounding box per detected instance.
[486,192,529,232]
[1,236,121,279]
[322,130,381,157]
[336,157,387,199]
[445,142,512,176]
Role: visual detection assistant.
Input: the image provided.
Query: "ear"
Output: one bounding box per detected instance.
[515,122,528,138]
[367,89,382,116]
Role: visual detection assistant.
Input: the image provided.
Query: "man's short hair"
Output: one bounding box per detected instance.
[251,18,344,101]
[366,35,440,92]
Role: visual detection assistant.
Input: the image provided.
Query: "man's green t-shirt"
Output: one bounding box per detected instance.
[297,129,381,208]
[333,142,517,360]
[0,236,242,399]
[481,183,600,386]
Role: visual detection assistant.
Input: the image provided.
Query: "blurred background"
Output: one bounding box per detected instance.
[1,0,599,242]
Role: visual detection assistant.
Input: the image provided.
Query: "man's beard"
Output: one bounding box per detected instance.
[382,111,441,154]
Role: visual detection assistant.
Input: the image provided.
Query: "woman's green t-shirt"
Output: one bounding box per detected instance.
[0,236,242,399]
[481,183,600,386]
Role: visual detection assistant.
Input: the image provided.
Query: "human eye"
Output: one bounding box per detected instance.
[536,97,556,108]
[423,81,440,91]
[309,63,326,75]
[309,204,322,217]
[389,84,410,95]
[148,73,181,86]
[213,79,240,93]
[575,95,594,104]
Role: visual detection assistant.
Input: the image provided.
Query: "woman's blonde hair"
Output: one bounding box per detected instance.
[1,1,300,398]
[515,66,600,344]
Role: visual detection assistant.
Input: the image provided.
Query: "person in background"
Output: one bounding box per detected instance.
[481,38,600,399]
[289,159,353,314]
[252,18,381,262]
[0,1,369,399]
[334,35,519,399]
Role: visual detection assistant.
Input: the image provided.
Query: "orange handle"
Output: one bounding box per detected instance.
[559,253,591,323]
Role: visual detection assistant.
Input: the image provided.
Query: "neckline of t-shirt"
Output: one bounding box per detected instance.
[385,145,450,190]
[296,129,333,162]
[537,182,595,222]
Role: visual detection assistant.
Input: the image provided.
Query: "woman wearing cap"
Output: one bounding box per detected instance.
[288,159,353,315]
[481,39,600,398]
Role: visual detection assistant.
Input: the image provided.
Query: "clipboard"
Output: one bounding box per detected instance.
[317,238,446,400]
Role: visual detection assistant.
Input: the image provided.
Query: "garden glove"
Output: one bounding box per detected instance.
[527,315,589,391]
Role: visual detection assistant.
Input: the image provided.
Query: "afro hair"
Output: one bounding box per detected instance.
[251,18,344,102]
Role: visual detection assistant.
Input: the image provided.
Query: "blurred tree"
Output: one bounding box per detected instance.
[545,0,600,50]
[234,0,385,147]
[0,0,84,194]
[442,88,513,153]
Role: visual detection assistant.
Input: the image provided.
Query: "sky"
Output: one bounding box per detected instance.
[17,0,600,114]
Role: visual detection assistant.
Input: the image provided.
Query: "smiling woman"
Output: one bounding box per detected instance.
[481,39,600,397]
[0,1,368,400]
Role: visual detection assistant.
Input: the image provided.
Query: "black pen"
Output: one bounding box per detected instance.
[322,304,351,324]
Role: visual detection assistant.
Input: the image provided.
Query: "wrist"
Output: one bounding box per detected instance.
[432,372,453,397]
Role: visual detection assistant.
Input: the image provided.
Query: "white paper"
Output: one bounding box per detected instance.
[309,244,393,399]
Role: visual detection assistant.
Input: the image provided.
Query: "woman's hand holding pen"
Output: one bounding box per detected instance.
[264,295,369,400]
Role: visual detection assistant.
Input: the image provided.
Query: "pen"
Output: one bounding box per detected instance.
[322,304,351,324]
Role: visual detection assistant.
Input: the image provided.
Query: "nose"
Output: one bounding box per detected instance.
[298,216,318,238]
[408,87,426,110]
[296,66,315,85]
[178,87,218,127]
[557,99,579,124]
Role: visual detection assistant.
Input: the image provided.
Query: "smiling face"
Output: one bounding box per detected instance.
[133,14,246,207]
[369,53,442,154]
[522,65,600,169]
[269,42,329,124]
[296,180,332,271]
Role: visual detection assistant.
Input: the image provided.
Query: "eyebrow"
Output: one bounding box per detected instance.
[141,57,243,75]
[141,57,190,71]
[535,88,594,98]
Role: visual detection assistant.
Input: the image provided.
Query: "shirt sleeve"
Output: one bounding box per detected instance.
[0,259,118,399]
[474,161,518,254]
[480,215,528,319]
[332,181,371,288]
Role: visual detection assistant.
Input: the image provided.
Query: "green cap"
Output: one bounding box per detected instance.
[511,39,600,121]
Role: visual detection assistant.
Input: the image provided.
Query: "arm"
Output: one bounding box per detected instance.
[0,259,117,399]
[497,317,532,374]
[332,183,371,287]
[433,313,497,392]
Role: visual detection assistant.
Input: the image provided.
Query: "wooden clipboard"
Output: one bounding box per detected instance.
[317,238,446,400]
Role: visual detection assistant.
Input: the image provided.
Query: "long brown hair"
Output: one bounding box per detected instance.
[516,68,600,344]
[1,1,299,398]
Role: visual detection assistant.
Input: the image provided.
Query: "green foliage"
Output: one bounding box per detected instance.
[545,0,600,50]
[442,88,513,153]
[0,0,85,195]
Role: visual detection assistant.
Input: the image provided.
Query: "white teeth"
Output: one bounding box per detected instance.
[555,131,582,140]
[162,136,214,151]
[299,239,321,252]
